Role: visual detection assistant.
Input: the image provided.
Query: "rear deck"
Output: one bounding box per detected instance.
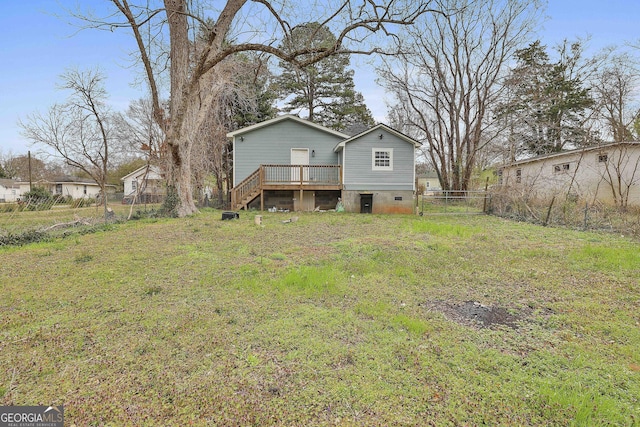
[231,165,342,211]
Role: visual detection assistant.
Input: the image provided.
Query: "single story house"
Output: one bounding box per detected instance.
[121,164,164,203]
[498,141,640,207]
[228,114,420,213]
[16,176,114,200]
[416,171,443,194]
[0,179,21,203]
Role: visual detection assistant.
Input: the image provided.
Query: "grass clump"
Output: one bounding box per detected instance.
[274,264,347,297]
[569,243,640,274]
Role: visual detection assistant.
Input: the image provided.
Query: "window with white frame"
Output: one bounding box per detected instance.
[372,149,393,171]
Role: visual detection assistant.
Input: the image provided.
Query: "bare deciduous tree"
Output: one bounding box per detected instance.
[74,0,436,216]
[190,56,257,207]
[379,0,543,192]
[115,98,166,165]
[592,53,640,143]
[599,144,640,209]
[19,69,116,217]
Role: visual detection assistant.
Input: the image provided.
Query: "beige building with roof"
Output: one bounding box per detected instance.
[498,142,640,207]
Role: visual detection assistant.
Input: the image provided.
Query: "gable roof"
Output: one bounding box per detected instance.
[15,178,116,188]
[502,141,640,168]
[227,114,350,139]
[0,179,19,188]
[51,176,102,185]
[120,164,162,182]
[333,123,422,152]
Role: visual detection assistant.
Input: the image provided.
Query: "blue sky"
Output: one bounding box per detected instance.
[1,1,639,156]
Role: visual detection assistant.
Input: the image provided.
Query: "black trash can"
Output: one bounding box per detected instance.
[222,211,239,220]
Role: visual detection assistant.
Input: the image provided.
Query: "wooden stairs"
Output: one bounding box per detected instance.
[230,168,261,210]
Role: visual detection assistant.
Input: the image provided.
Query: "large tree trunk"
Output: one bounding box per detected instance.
[167,141,197,216]
[162,0,245,216]
[163,0,197,216]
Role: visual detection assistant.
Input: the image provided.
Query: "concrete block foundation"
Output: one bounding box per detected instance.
[341,190,415,214]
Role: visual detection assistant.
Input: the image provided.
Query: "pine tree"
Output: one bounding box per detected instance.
[275,22,374,133]
[500,41,594,156]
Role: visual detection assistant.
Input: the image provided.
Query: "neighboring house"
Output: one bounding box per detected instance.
[228,115,420,213]
[0,179,21,202]
[121,165,164,203]
[498,142,640,207]
[416,171,443,194]
[16,176,110,199]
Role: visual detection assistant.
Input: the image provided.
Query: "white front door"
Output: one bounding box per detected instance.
[291,148,309,182]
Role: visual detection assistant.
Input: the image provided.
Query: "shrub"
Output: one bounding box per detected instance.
[0,230,51,247]
[20,187,54,211]
[22,186,51,200]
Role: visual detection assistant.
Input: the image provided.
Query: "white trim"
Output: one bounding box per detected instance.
[227,114,349,139]
[233,139,237,187]
[334,123,422,152]
[372,148,393,171]
[120,164,161,181]
[342,147,346,180]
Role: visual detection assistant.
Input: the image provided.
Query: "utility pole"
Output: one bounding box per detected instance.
[28,150,33,192]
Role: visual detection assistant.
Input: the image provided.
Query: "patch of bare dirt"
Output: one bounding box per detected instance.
[425,300,526,329]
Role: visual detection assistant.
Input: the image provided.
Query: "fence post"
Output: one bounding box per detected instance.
[482,177,489,213]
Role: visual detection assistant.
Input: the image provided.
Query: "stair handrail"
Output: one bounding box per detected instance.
[231,167,262,209]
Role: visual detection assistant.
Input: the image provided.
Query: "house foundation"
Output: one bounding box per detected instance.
[341,190,415,214]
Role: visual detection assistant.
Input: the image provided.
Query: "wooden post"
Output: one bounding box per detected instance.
[299,189,303,212]
[482,176,489,213]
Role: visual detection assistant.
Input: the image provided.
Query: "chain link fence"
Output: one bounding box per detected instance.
[417,188,639,238]
[0,194,162,243]
[487,188,640,238]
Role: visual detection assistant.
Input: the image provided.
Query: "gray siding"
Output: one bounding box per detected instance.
[342,130,415,191]
[234,119,343,186]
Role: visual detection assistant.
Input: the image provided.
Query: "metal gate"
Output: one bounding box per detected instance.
[418,191,489,215]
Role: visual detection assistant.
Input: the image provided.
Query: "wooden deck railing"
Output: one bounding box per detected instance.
[231,164,341,210]
[262,164,341,185]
